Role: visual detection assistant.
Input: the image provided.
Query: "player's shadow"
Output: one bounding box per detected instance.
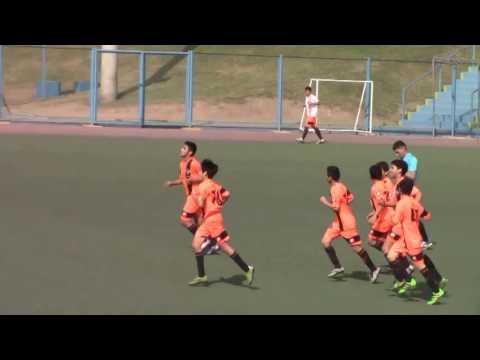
[117,45,199,100]
[207,274,260,291]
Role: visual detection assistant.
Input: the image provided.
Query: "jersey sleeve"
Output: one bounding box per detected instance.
[191,160,202,177]
[392,202,404,225]
[407,155,418,172]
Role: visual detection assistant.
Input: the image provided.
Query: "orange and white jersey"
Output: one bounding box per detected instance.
[305,94,318,117]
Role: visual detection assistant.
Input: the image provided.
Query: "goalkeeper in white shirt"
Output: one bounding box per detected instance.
[296,86,326,144]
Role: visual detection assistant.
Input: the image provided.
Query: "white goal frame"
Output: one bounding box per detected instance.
[300,78,374,134]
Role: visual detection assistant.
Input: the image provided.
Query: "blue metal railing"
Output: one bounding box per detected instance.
[401,68,433,121]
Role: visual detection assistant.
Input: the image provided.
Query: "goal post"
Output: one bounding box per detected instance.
[300,78,374,134]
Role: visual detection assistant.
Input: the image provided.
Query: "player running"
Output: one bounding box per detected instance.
[392,141,432,249]
[387,178,447,305]
[296,86,326,144]
[164,141,220,255]
[367,164,395,254]
[387,160,431,250]
[188,159,255,286]
[320,166,380,283]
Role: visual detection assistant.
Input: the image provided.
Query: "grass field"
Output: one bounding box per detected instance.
[4,45,474,125]
[0,133,478,314]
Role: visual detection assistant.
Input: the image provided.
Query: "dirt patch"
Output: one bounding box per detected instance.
[1,122,479,149]
[3,92,377,126]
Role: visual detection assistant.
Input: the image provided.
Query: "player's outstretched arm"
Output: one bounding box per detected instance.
[320,196,339,211]
[164,179,183,188]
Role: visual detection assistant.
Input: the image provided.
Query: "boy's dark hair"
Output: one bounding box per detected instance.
[184,141,197,156]
[201,159,219,179]
[305,86,312,92]
[376,161,389,173]
[392,140,407,151]
[390,159,408,176]
[327,166,341,181]
[397,177,414,195]
[369,164,383,180]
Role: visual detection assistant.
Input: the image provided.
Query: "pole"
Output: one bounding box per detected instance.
[276,55,284,131]
[186,51,194,127]
[0,45,4,117]
[451,64,457,137]
[432,59,436,137]
[41,45,47,98]
[139,52,146,127]
[401,87,406,121]
[92,48,98,124]
[365,58,372,130]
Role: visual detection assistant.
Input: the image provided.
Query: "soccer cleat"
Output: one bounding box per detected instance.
[439,277,448,290]
[370,267,381,283]
[392,280,406,290]
[296,138,305,143]
[245,266,255,285]
[407,264,416,275]
[188,276,208,286]
[422,241,434,250]
[398,278,417,295]
[427,288,445,305]
[206,244,221,256]
[327,267,345,278]
[316,139,326,144]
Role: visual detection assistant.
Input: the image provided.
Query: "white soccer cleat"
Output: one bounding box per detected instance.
[327,267,345,278]
[207,244,221,255]
[296,138,304,143]
[407,264,415,275]
[370,267,381,283]
[316,139,326,144]
[422,241,434,250]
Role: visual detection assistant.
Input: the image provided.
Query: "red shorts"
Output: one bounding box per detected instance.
[323,222,361,247]
[180,194,201,221]
[306,116,317,127]
[195,214,231,246]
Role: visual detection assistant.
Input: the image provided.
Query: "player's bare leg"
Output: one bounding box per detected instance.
[219,242,255,285]
[350,242,381,283]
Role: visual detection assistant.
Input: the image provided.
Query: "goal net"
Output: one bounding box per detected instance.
[299,78,374,134]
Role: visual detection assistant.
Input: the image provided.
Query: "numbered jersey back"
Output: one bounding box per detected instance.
[198,178,228,219]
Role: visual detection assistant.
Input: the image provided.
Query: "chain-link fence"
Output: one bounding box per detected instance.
[1,45,479,136]
[2,45,91,123]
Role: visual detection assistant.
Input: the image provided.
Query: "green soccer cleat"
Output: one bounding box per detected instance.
[427,288,445,305]
[392,280,406,290]
[398,278,417,295]
[245,266,255,286]
[439,277,448,290]
[188,276,208,286]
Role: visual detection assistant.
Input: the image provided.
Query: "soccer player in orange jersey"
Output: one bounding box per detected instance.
[164,142,220,254]
[188,159,255,286]
[320,166,380,282]
[387,178,446,304]
[367,164,395,254]
[388,159,432,250]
